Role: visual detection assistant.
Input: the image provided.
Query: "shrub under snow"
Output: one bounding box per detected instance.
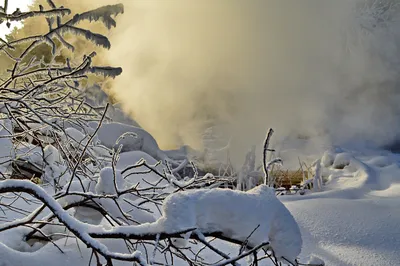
[157,184,303,263]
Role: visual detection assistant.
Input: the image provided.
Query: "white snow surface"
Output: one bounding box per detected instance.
[281,148,400,266]
[1,116,400,265]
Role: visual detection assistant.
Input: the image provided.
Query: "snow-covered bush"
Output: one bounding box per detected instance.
[0,1,314,265]
[159,185,302,264]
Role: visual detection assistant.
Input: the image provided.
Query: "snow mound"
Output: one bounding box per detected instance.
[316,148,400,194]
[43,145,61,165]
[89,122,152,153]
[116,150,161,171]
[59,178,97,207]
[283,148,400,265]
[90,122,182,165]
[321,149,335,167]
[365,156,393,168]
[116,151,171,191]
[332,152,352,169]
[159,185,302,263]
[95,167,124,195]
[306,255,325,265]
[95,167,156,224]
[63,127,92,148]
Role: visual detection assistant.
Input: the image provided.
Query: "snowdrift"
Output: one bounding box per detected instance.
[282,148,400,265]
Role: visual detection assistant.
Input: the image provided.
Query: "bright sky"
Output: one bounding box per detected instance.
[0,0,32,38]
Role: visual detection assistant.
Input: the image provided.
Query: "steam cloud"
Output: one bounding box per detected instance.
[40,0,400,165]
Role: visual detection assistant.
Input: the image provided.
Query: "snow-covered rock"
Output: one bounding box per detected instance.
[89,122,181,164]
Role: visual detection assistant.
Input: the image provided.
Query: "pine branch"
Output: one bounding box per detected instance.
[68,4,124,30]
[88,66,122,78]
[58,26,111,49]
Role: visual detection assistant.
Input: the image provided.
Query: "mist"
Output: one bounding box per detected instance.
[49,0,400,166]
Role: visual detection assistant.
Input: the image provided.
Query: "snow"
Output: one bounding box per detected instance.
[321,149,335,167]
[116,150,162,171]
[164,145,189,161]
[63,127,93,148]
[89,122,182,164]
[332,152,352,169]
[2,113,400,265]
[93,167,156,224]
[306,255,325,265]
[95,166,124,195]
[2,138,400,266]
[43,145,61,165]
[0,119,14,174]
[116,151,171,192]
[59,179,97,206]
[0,179,149,263]
[158,185,302,263]
[281,148,400,266]
[15,142,43,166]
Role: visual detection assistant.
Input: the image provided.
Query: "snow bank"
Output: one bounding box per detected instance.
[315,148,400,193]
[163,145,189,161]
[281,148,400,265]
[159,185,302,263]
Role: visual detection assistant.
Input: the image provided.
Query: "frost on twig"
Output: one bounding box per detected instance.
[312,159,322,192]
[262,128,282,187]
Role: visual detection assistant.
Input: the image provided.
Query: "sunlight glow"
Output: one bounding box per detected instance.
[0,0,32,38]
